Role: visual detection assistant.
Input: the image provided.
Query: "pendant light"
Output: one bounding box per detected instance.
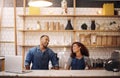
[28,0,53,7]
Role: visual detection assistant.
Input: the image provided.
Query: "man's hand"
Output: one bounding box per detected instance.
[25,65,30,70]
[51,66,59,70]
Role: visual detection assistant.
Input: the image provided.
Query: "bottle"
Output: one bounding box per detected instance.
[37,21,41,30]
[61,0,68,14]
[91,20,96,30]
[65,19,73,30]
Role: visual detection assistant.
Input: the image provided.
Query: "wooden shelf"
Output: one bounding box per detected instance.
[0,41,14,43]
[75,30,120,32]
[18,14,120,18]
[18,30,75,32]
[18,44,120,48]
[50,45,71,48]
[75,15,120,17]
[18,44,71,48]
[0,27,14,28]
[18,14,75,17]
[18,44,36,47]
[18,29,120,32]
[86,45,120,48]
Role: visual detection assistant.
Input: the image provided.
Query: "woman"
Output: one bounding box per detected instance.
[66,42,91,70]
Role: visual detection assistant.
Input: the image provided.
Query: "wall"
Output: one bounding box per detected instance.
[0,0,15,56]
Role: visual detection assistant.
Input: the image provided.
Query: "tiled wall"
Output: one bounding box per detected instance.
[0,7,15,56]
[0,7,120,68]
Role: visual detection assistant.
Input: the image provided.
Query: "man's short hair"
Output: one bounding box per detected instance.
[40,35,49,39]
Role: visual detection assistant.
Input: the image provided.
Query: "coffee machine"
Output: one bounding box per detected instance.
[105,50,120,72]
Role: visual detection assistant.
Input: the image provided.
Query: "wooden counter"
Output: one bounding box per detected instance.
[0,57,5,71]
[0,70,120,78]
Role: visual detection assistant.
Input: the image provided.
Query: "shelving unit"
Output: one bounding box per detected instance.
[16,0,120,68]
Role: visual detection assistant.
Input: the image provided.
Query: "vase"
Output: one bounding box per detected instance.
[61,0,68,14]
[65,19,73,30]
[91,20,96,30]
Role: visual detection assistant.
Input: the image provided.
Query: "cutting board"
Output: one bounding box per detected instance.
[97,36,102,46]
[112,36,117,46]
[117,36,120,46]
[102,36,107,46]
[107,36,112,46]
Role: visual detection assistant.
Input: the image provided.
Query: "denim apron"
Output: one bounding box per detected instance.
[32,49,50,70]
[71,57,85,70]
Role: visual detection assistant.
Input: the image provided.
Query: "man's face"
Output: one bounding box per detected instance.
[40,36,49,48]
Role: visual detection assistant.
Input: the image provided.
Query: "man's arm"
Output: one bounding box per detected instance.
[25,50,33,70]
[50,51,59,70]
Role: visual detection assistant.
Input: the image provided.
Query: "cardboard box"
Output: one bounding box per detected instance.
[29,7,40,15]
[102,3,114,15]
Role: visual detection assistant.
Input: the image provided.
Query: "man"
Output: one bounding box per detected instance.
[25,35,59,70]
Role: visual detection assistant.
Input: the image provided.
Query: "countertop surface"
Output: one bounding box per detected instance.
[0,57,4,60]
[0,70,120,77]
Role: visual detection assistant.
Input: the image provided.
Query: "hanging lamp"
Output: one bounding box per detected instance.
[28,0,53,7]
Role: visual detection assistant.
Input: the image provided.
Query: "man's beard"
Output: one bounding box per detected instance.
[43,44,48,48]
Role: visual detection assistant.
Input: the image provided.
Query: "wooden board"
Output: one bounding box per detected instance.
[97,36,102,46]
[117,36,120,46]
[112,36,117,46]
[107,36,112,46]
[102,36,107,46]
[79,34,86,45]
[85,35,91,46]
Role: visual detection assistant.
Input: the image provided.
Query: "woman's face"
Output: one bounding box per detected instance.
[72,44,80,53]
